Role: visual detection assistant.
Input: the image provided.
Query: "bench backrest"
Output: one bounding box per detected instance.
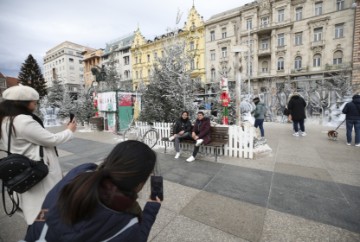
[210,126,229,141]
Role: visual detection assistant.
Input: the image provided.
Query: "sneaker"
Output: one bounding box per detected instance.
[174,152,180,159]
[346,143,351,146]
[301,132,307,136]
[293,132,299,137]
[186,156,195,162]
[169,136,175,141]
[355,144,360,147]
[195,139,204,147]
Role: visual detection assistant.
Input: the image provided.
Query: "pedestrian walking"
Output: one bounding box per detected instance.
[287,92,307,137]
[342,94,360,146]
[252,97,266,139]
[186,111,211,162]
[0,85,76,225]
[24,140,161,242]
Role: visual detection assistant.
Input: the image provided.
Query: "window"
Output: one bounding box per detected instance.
[262,61,268,73]
[261,39,269,49]
[211,68,216,80]
[335,23,344,38]
[222,28,227,39]
[154,52,158,59]
[278,33,285,46]
[124,56,130,65]
[147,54,150,62]
[336,0,344,11]
[190,59,195,70]
[135,57,138,64]
[148,69,151,76]
[295,7,303,21]
[190,41,195,50]
[313,54,321,67]
[124,70,130,79]
[314,27,323,41]
[333,51,343,64]
[295,32,303,45]
[210,31,215,41]
[246,19,252,30]
[278,9,285,22]
[277,57,284,70]
[315,2,322,16]
[69,66,74,70]
[221,47,227,58]
[210,50,216,61]
[261,17,269,27]
[69,58,74,62]
[136,71,138,79]
[294,57,302,69]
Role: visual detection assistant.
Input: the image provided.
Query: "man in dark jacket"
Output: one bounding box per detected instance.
[168,111,192,158]
[186,111,211,162]
[252,97,266,139]
[342,94,360,146]
[288,93,307,137]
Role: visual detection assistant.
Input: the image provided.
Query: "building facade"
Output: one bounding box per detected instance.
[83,49,103,90]
[352,0,360,93]
[206,0,355,95]
[43,41,95,96]
[131,5,205,90]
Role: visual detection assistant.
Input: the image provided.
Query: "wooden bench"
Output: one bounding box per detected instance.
[162,126,229,162]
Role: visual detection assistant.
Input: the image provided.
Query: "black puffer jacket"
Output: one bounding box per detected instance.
[173,118,192,134]
[342,94,360,120]
[288,94,307,121]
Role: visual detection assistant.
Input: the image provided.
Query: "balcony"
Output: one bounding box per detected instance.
[325,62,351,71]
[311,40,325,49]
[258,48,271,57]
[291,66,309,74]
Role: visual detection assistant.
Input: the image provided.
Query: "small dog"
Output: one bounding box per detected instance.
[327,130,338,141]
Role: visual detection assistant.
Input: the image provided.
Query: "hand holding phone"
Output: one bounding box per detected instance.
[150,176,163,201]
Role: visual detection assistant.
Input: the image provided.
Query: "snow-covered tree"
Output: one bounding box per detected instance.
[73,90,96,125]
[58,90,75,119]
[103,55,120,91]
[47,79,65,108]
[18,54,47,98]
[139,40,199,122]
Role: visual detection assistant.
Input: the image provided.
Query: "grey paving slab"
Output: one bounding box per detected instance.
[181,191,266,242]
[275,152,326,169]
[274,162,333,182]
[260,209,360,242]
[204,165,272,207]
[328,170,360,187]
[272,173,343,200]
[268,188,360,233]
[151,215,247,242]
[338,183,360,210]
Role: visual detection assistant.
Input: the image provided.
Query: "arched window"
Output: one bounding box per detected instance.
[294,56,302,69]
[211,68,216,80]
[277,57,284,70]
[333,51,343,65]
[313,54,321,67]
[262,61,268,73]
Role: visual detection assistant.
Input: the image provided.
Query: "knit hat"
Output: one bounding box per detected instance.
[253,97,260,102]
[2,85,39,101]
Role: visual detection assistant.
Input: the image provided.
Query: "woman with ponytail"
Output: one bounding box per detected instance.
[0,85,76,225]
[24,140,161,242]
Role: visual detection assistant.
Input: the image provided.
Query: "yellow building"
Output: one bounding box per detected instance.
[131,5,205,90]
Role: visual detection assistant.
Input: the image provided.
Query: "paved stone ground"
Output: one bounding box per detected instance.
[1,122,360,242]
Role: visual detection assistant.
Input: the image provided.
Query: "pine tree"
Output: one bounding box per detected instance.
[73,90,95,125]
[18,54,47,98]
[58,91,75,119]
[103,54,120,91]
[140,41,198,122]
[47,79,64,108]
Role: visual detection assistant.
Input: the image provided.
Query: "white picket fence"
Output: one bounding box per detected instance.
[135,121,255,159]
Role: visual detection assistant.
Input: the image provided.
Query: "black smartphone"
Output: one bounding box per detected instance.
[69,113,75,122]
[150,176,163,201]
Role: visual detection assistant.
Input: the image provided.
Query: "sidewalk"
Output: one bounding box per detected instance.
[1,122,359,241]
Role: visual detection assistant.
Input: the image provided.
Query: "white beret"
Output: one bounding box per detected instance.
[3,85,40,101]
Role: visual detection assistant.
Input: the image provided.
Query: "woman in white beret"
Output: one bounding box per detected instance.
[0,85,76,225]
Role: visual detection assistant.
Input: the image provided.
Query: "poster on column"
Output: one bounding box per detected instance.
[97,92,116,111]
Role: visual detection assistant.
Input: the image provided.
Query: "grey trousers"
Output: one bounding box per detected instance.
[174,132,191,152]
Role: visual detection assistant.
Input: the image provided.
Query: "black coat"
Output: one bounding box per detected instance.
[173,118,192,134]
[288,95,307,121]
[342,94,360,120]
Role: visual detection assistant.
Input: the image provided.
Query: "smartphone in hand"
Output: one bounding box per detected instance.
[69,113,75,122]
[150,176,163,201]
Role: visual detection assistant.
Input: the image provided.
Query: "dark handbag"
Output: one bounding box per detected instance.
[0,118,49,216]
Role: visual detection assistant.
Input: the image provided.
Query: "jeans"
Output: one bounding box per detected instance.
[293,119,305,133]
[174,132,191,152]
[346,120,360,144]
[254,119,264,137]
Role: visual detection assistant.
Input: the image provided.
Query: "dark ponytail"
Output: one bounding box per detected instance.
[57,140,156,224]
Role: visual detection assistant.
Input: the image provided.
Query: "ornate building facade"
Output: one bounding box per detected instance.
[83,49,103,90]
[131,5,205,90]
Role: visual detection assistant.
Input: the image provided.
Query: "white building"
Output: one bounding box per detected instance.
[43,41,95,96]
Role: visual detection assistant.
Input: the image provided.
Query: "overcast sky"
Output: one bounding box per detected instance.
[0,0,253,77]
